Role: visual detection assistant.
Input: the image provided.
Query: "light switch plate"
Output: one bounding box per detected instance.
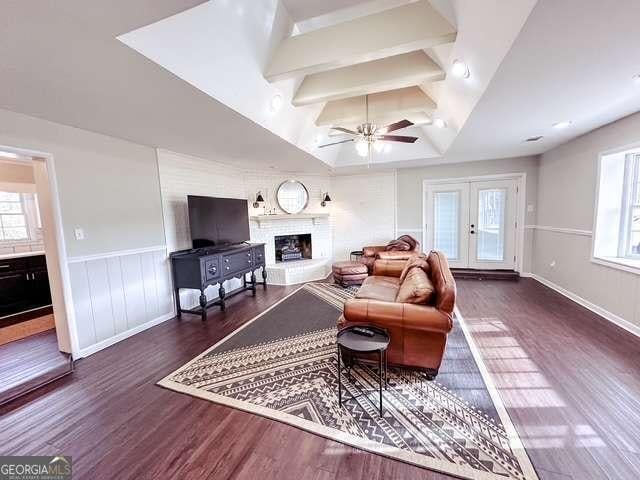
[74,228,85,240]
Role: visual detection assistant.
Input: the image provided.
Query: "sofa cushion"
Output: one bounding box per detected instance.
[377,250,418,261]
[355,276,399,302]
[396,266,434,304]
[399,255,430,283]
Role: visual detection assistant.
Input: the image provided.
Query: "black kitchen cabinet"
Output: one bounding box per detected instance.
[0,254,52,319]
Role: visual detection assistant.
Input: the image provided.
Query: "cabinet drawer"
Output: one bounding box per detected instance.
[203,257,220,281]
[222,250,253,274]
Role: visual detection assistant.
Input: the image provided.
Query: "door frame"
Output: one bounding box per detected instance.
[0,143,80,356]
[422,172,526,272]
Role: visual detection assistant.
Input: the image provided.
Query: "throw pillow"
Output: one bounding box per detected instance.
[385,239,411,251]
[399,255,430,283]
[396,266,435,304]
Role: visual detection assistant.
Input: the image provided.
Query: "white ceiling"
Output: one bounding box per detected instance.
[0,0,330,174]
[1,0,639,175]
[445,0,640,162]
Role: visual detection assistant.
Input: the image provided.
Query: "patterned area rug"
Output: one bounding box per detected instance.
[159,283,538,480]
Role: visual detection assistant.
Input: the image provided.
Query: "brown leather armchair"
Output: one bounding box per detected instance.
[361,236,421,274]
[339,250,456,377]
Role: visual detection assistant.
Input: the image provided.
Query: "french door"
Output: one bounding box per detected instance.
[424,179,518,270]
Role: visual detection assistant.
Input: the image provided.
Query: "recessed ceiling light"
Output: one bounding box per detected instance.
[451,59,470,79]
[0,151,19,159]
[633,73,640,84]
[552,121,572,129]
[433,118,447,129]
[270,94,283,112]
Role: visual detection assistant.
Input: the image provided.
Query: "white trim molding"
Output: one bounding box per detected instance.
[591,255,640,276]
[525,225,592,236]
[77,312,174,358]
[67,245,167,263]
[529,273,640,339]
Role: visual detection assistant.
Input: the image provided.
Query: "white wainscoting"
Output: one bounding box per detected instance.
[67,246,174,358]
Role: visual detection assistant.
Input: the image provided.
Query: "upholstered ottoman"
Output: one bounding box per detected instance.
[332,261,368,286]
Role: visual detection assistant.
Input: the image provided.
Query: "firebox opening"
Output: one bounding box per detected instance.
[274,234,312,262]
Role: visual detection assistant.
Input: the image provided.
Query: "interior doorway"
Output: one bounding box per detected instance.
[0,149,73,404]
[423,176,522,271]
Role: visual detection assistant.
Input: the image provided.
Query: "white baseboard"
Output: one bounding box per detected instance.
[528,273,640,339]
[76,311,175,359]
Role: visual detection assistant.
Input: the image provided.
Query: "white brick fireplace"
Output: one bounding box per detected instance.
[249,214,332,285]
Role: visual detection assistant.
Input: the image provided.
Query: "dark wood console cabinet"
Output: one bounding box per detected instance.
[170,243,267,320]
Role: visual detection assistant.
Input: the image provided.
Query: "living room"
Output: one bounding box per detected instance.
[1,1,639,479]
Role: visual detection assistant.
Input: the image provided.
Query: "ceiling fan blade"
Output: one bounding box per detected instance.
[378,135,419,143]
[318,139,354,148]
[381,119,413,133]
[330,127,358,135]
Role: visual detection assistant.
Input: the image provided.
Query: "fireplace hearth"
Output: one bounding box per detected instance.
[275,234,312,262]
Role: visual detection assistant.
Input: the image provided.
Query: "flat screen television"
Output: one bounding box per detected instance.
[187,195,250,248]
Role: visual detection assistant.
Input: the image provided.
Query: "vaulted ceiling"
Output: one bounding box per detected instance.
[3,0,640,173]
[118,0,538,169]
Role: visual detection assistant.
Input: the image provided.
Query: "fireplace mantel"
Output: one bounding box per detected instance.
[249,213,329,228]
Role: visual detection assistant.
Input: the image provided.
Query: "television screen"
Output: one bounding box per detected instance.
[187,195,250,248]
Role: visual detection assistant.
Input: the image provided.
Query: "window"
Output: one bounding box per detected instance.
[0,191,29,241]
[593,148,640,272]
[620,154,640,257]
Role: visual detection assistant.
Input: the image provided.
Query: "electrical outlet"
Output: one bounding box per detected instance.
[550,260,556,268]
[74,227,85,240]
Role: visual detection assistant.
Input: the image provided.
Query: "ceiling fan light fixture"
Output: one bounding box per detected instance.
[451,59,470,79]
[355,139,369,157]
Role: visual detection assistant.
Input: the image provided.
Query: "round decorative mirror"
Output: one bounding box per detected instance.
[276,180,309,214]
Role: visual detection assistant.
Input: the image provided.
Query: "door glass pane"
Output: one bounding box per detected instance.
[434,191,459,260]
[477,188,506,261]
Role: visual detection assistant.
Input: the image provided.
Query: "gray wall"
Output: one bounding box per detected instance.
[533,111,640,331]
[396,155,539,271]
[0,108,166,257]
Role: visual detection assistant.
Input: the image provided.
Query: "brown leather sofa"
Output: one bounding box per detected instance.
[361,236,421,274]
[338,250,456,377]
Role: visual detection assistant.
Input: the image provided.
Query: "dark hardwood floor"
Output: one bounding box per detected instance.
[1,279,639,479]
[0,329,72,405]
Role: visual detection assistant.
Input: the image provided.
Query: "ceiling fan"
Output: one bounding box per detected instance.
[318,94,418,165]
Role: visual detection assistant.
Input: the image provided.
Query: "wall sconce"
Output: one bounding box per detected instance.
[321,192,332,207]
[252,191,265,208]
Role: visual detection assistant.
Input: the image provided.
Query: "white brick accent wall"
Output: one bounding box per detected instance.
[157,149,334,299]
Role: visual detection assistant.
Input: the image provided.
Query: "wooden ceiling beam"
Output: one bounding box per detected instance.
[315,86,437,127]
[292,51,445,106]
[265,0,456,82]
